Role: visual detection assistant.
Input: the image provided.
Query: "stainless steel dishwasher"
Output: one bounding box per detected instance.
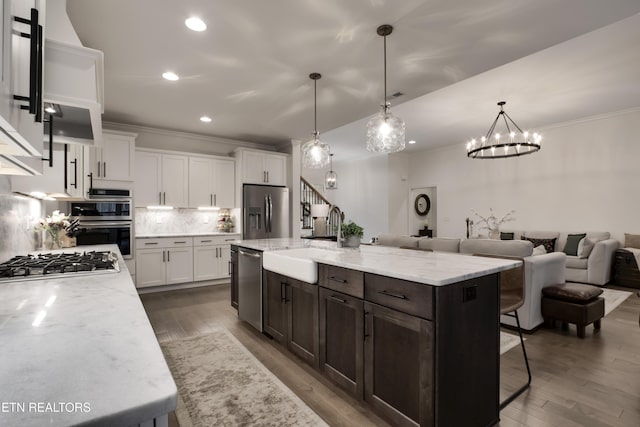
[237,247,263,331]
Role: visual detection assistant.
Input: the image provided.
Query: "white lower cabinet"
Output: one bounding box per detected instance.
[193,236,232,281]
[136,235,238,288]
[135,237,194,288]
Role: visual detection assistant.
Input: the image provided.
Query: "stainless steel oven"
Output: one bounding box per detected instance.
[71,200,133,258]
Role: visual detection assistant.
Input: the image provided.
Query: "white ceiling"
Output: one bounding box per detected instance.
[66,1,640,160]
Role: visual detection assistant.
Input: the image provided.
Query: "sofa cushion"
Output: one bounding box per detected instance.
[378,234,418,248]
[577,238,595,258]
[542,282,603,303]
[522,237,557,254]
[418,237,460,253]
[563,233,586,256]
[500,232,514,240]
[625,233,640,249]
[460,239,533,257]
[532,245,547,256]
[566,256,588,269]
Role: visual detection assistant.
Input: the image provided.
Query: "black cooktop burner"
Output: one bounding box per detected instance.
[0,251,118,279]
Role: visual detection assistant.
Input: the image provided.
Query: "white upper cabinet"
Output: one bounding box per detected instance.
[135,150,188,208]
[235,148,288,186]
[0,0,46,173]
[188,156,235,208]
[87,130,136,183]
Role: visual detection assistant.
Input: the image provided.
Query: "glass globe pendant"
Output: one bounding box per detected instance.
[325,153,338,190]
[302,73,330,168]
[366,25,405,154]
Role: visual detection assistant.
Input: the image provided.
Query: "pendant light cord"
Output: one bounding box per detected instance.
[383,34,387,106]
[314,78,317,133]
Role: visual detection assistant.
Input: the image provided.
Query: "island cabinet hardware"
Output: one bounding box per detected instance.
[318,264,364,298]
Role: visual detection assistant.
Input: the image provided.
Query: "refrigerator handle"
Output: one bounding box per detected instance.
[264,195,269,232]
[268,194,273,232]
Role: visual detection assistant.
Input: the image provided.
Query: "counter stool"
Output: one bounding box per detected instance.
[541,283,604,338]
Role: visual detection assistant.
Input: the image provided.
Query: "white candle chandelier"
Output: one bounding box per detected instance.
[366,25,406,154]
[467,101,542,159]
[301,73,331,168]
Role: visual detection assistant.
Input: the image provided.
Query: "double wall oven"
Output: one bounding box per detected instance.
[71,198,132,259]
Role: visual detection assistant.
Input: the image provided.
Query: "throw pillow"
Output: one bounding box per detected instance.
[532,245,547,256]
[563,233,586,256]
[500,232,514,240]
[625,233,640,249]
[521,236,556,253]
[577,238,595,258]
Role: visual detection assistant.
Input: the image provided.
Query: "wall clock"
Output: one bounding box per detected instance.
[414,194,431,216]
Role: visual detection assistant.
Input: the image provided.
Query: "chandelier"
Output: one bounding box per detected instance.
[467,101,541,159]
[302,73,330,168]
[325,153,337,190]
[366,25,405,154]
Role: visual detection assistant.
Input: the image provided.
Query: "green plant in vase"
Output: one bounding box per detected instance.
[341,220,364,248]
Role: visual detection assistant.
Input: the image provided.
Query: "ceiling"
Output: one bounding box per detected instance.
[66,0,640,160]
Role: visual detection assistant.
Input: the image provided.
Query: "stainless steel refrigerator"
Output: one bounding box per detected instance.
[242,184,289,239]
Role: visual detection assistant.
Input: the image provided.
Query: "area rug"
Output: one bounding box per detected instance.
[500,332,523,355]
[161,329,328,427]
[601,288,632,316]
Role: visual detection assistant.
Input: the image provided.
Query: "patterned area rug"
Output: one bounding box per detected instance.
[161,329,328,427]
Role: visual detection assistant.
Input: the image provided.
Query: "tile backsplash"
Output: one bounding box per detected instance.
[135,208,237,235]
[0,177,42,262]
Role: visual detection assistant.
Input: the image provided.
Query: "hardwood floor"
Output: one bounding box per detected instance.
[140,284,640,427]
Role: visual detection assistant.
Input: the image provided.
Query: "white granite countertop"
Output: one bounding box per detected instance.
[0,244,177,426]
[136,232,240,238]
[237,239,521,286]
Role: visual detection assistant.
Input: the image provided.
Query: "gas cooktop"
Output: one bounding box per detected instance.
[0,250,120,282]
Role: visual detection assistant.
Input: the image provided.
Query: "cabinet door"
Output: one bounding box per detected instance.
[286,278,319,368]
[230,248,238,309]
[264,154,286,185]
[162,154,188,207]
[242,150,265,184]
[100,132,135,181]
[216,244,231,279]
[364,302,433,427]
[135,248,166,288]
[135,151,162,207]
[319,288,364,398]
[212,159,235,207]
[193,245,217,281]
[66,143,84,199]
[165,246,193,284]
[263,270,287,344]
[188,157,213,208]
[0,0,12,126]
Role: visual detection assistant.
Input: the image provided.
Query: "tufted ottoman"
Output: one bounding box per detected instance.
[541,283,605,338]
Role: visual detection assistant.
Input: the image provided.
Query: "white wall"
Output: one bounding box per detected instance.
[404,108,640,242]
[302,155,389,242]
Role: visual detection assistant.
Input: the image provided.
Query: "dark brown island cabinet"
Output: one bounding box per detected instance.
[229,247,239,309]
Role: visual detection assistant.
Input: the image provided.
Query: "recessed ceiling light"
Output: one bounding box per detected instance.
[185,17,207,32]
[200,116,212,123]
[408,140,416,144]
[162,71,179,81]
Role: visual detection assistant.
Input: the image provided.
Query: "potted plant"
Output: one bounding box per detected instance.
[341,220,364,248]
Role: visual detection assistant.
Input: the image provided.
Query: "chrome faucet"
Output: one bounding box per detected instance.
[328,205,343,248]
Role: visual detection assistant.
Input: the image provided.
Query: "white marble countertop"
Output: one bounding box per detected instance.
[230,237,336,252]
[237,239,521,286]
[0,244,177,426]
[136,232,240,238]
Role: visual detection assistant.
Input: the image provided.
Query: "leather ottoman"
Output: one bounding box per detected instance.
[541,283,604,338]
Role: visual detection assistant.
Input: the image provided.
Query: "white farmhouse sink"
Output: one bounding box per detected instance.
[263,247,339,284]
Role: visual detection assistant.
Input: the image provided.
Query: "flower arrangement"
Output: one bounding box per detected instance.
[471,208,515,239]
[35,210,71,249]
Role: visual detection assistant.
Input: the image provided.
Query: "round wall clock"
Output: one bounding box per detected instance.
[414,194,431,216]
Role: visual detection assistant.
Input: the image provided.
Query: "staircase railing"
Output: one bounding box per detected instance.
[300,177,341,236]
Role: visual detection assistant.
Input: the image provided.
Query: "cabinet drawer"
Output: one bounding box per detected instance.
[365,273,433,320]
[318,264,364,299]
[136,238,166,248]
[193,235,238,246]
[165,237,194,248]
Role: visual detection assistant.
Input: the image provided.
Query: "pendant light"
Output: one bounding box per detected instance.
[466,101,542,159]
[325,153,337,190]
[302,73,330,168]
[366,25,406,153]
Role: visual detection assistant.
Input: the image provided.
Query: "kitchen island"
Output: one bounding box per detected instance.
[0,245,176,427]
[232,239,520,427]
